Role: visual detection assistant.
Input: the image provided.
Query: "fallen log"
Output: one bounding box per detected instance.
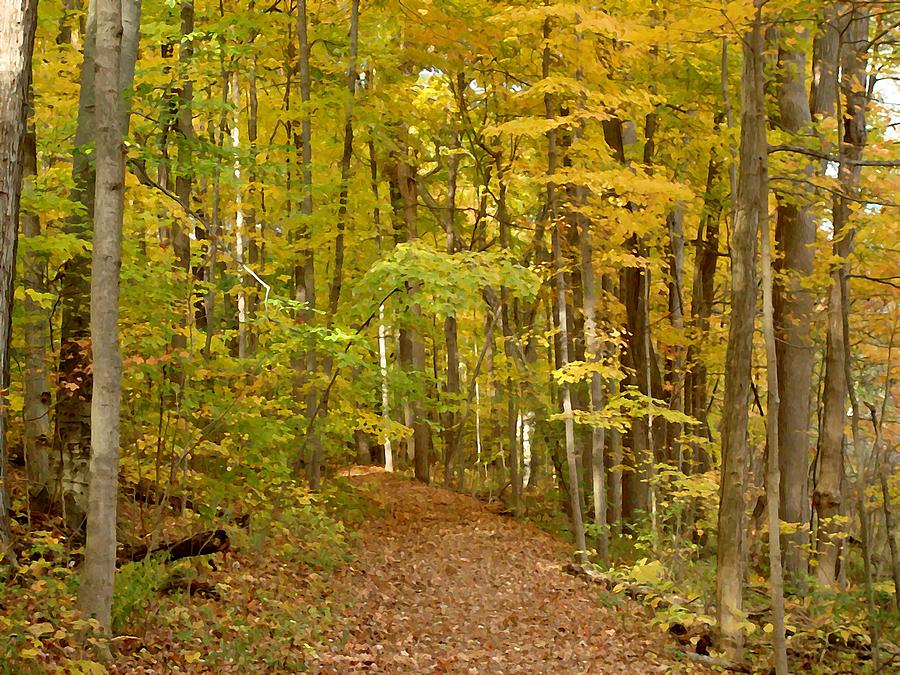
[118,529,230,565]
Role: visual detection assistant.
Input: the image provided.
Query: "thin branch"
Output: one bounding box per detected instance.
[768,144,900,167]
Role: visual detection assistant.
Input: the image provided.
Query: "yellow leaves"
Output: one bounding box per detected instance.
[484,117,565,140]
[355,410,413,444]
[553,359,624,385]
[26,621,55,637]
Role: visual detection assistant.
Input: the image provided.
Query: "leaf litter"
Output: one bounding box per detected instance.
[310,473,705,673]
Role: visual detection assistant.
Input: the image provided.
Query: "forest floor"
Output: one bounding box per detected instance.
[308,470,704,673]
[2,467,710,673]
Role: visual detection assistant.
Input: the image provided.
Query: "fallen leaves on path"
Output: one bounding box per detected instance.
[311,474,703,673]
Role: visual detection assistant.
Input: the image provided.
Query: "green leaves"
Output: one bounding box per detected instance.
[358,242,540,319]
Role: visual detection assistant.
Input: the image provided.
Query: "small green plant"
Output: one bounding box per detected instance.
[112,556,170,633]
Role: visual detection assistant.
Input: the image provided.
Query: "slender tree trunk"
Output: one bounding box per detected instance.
[21,98,51,509]
[173,0,193,307]
[716,9,764,659]
[327,0,359,320]
[580,203,607,561]
[369,138,394,473]
[53,1,97,529]
[759,132,788,674]
[393,157,431,483]
[78,0,130,631]
[665,205,686,473]
[231,71,248,359]
[544,16,586,561]
[498,168,520,515]
[442,126,461,486]
[814,7,868,587]
[686,137,722,472]
[295,0,321,489]
[0,0,39,561]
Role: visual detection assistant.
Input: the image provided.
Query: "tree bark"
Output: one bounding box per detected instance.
[0,0,39,561]
[326,0,359,321]
[442,124,461,487]
[53,0,141,528]
[21,96,51,509]
[814,6,868,587]
[759,116,789,674]
[544,16,586,561]
[772,34,816,581]
[686,135,723,472]
[716,9,764,659]
[78,0,131,632]
[295,0,322,489]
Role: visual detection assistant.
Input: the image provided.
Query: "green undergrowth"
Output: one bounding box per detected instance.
[0,475,378,672]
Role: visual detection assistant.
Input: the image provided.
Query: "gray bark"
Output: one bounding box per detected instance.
[53,0,141,528]
[21,103,50,508]
[78,0,132,632]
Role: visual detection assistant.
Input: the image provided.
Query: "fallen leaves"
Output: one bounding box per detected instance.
[310,473,705,673]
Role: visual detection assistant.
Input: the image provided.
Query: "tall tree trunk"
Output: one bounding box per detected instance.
[21,97,51,509]
[326,0,359,320]
[759,122,788,674]
[716,9,764,659]
[814,6,868,587]
[78,0,131,632]
[665,205,686,474]
[544,16,586,561]
[0,0,39,560]
[53,0,141,528]
[772,34,816,581]
[369,138,394,473]
[686,137,722,472]
[53,0,97,529]
[580,204,607,561]
[442,125,461,486]
[295,0,321,489]
[497,164,520,515]
[231,71,248,359]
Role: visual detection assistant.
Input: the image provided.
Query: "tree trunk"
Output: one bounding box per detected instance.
[716,9,764,659]
[772,34,815,581]
[580,203,607,561]
[759,120,788,674]
[442,125,461,487]
[78,0,131,632]
[0,0,38,560]
[53,0,141,528]
[391,156,431,484]
[53,0,97,529]
[369,138,394,473]
[295,0,321,489]
[814,7,868,587]
[686,136,722,472]
[544,16,586,561]
[21,98,51,509]
[326,0,359,321]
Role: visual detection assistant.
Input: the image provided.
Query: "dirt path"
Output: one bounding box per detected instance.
[311,472,699,673]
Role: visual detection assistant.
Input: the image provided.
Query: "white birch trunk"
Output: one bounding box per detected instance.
[378,305,393,472]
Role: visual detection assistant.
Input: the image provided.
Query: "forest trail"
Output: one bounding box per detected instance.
[311,472,699,673]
